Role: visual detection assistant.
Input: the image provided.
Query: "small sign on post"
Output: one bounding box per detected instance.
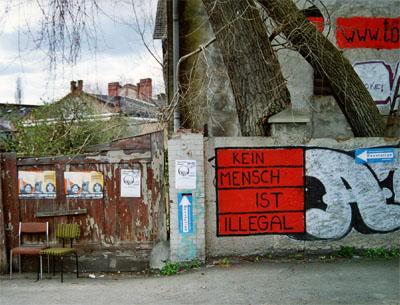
[355,148,396,164]
[178,193,193,234]
[175,160,196,189]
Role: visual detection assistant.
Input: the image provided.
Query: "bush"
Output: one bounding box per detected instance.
[363,248,399,258]
[338,246,356,258]
[6,95,127,157]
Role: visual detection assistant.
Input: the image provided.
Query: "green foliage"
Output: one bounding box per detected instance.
[160,259,202,276]
[182,259,201,271]
[160,262,180,276]
[5,95,127,157]
[363,248,399,258]
[337,246,399,259]
[338,246,356,258]
[220,257,230,266]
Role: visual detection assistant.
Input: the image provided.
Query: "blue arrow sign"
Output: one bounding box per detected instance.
[355,148,396,164]
[178,193,193,234]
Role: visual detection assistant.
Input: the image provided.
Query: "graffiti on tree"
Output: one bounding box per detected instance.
[214,146,399,240]
[353,60,400,115]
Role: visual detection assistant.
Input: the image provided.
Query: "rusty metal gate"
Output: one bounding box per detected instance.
[1,131,166,272]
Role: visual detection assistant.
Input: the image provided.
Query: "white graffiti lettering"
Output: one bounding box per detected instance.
[305,148,400,240]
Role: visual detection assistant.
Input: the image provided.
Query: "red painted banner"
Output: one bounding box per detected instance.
[216,148,305,236]
[336,17,400,49]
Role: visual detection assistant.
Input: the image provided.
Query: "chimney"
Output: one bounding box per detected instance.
[114,96,121,113]
[70,81,77,95]
[77,80,83,94]
[137,78,152,101]
[108,82,120,97]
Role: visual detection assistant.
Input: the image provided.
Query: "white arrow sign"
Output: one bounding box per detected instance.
[180,195,191,233]
[179,195,191,207]
[355,148,395,164]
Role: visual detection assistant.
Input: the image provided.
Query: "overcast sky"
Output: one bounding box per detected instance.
[0,0,163,105]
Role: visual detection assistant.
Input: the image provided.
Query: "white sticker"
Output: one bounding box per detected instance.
[175,160,196,189]
[120,169,141,198]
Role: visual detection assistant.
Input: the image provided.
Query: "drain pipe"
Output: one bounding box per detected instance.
[172,0,180,132]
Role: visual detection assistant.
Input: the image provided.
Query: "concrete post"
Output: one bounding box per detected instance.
[168,133,205,262]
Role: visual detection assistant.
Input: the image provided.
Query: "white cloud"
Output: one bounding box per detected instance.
[0,0,164,105]
[0,1,43,34]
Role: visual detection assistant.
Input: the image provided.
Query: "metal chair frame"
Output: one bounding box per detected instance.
[9,222,49,280]
[41,223,80,283]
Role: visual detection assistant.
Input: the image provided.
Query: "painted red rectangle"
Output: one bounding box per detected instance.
[217,167,304,189]
[336,17,400,49]
[216,147,305,236]
[218,188,304,213]
[216,148,304,167]
[307,16,324,33]
[218,212,304,236]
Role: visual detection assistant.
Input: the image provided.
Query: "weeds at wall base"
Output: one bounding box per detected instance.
[334,246,399,259]
[160,259,202,276]
[161,249,399,276]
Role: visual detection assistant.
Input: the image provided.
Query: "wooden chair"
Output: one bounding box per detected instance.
[9,222,49,280]
[40,223,80,282]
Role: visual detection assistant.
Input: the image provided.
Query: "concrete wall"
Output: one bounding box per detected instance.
[205,136,399,257]
[168,133,206,262]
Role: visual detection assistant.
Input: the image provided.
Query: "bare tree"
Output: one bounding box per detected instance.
[202,0,291,136]
[199,0,385,137]
[257,0,385,137]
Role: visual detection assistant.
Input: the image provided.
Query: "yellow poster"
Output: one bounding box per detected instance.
[64,171,103,199]
[18,171,56,199]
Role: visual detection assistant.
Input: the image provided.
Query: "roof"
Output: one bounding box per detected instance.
[0,103,39,117]
[91,94,157,118]
[153,0,166,39]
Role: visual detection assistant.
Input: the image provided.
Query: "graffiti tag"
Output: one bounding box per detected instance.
[353,60,399,115]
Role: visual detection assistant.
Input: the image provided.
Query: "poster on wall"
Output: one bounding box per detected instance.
[18,171,56,199]
[64,171,103,199]
[175,160,196,189]
[120,169,141,197]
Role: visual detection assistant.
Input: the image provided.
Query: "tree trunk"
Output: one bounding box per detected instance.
[202,0,291,136]
[257,0,385,137]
